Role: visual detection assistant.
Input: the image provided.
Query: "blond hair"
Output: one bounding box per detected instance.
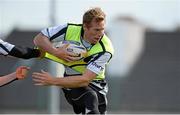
[83,7,106,25]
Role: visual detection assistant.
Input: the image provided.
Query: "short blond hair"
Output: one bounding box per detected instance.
[83,7,106,25]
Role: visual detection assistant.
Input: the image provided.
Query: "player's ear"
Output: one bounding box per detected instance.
[83,23,89,30]
[83,24,86,30]
[84,22,92,29]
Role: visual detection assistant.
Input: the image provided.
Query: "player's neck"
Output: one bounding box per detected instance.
[83,34,91,44]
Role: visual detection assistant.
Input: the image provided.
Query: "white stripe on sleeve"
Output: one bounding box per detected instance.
[87,52,111,75]
[41,24,67,38]
[0,39,15,55]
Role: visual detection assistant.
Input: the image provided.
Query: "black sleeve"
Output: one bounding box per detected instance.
[8,46,40,59]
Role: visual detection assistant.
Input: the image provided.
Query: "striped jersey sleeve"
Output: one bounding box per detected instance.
[87,52,111,75]
[0,39,15,55]
[41,24,68,41]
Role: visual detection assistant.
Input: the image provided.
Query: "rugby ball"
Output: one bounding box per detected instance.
[53,40,87,60]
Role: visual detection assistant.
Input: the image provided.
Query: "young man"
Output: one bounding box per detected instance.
[0,39,40,86]
[32,7,114,114]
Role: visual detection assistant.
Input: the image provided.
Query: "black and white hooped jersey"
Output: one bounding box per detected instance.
[41,24,111,76]
[0,39,15,55]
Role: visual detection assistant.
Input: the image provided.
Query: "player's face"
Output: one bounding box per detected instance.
[83,19,105,44]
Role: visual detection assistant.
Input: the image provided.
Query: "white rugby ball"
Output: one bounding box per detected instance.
[54,40,87,60]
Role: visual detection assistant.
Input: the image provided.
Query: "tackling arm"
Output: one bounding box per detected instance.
[0,38,40,59]
[9,46,40,59]
[0,66,29,87]
[0,72,17,87]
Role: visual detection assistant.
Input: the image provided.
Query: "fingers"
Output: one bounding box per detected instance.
[64,52,81,62]
[41,69,47,73]
[33,78,44,85]
[16,66,30,80]
[18,66,30,70]
[63,56,78,62]
[32,71,47,81]
[55,45,82,62]
[62,43,70,48]
[32,72,44,77]
[67,52,80,57]
[32,70,52,86]
[32,72,45,85]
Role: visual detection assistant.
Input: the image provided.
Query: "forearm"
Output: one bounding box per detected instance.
[52,70,97,88]
[8,46,40,59]
[34,33,58,56]
[0,72,17,86]
[33,69,96,88]
[52,75,89,88]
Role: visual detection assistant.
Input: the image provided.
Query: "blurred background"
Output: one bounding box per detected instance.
[0,0,180,114]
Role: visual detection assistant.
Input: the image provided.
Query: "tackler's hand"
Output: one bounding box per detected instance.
[16,66,30,80]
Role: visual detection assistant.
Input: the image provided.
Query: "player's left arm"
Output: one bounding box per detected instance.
[32,52,112,88]
[32,69,96,88]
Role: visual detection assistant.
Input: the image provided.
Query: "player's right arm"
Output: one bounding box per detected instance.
[33,33,59,57]
[33,25,77,62]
